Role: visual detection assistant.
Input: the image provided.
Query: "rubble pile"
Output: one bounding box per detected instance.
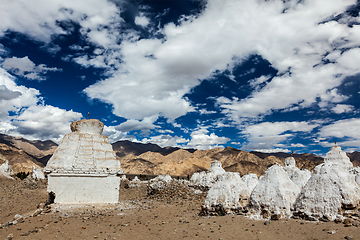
[147,175,206,204]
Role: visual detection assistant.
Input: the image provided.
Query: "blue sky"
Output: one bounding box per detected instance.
[0,0,360,155]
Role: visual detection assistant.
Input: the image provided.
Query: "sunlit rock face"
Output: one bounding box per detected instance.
[190,160,226,189]
[249,163,301,220]
[293,146,360,221]
[0,160,14,179]
[45,119,123,204]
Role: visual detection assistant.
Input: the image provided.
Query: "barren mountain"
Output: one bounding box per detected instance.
[0,143,43,173]
[1,133,359,178]
[347,151,360,167]
[0,134,57,165]
[112,140,195,157]
[251,151,324,171]
[118,146,285,177]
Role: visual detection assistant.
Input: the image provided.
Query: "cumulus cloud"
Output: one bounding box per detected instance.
[318,118,360,148]
[1,0,359,151]
[242,121,318,151]
[2,56,61,81]
[331,104,355,114]
[135,14,150,27]
[319,118,360,140]
[185,128,230,150]
[11,105,82,141]
[0,0,123,45]
[0,85,22,100]
[115,116,159,132]
[0,66,82,141]
[80,0,360,128]
[141,135,189,148]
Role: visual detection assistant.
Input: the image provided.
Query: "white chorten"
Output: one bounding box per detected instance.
[190,160,226,189]
[203,172,246,213]
[324,145,353,169]
[45,119,123,204]
[249,163,300,220]
[31,166,45,180]
[241,173,259,199]
[283,157,311,188]
[293,145,360,221]
[283,157,297,176]
[0,160,14,179]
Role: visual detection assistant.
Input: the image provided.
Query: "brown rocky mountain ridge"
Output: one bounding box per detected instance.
[1,133,359,176]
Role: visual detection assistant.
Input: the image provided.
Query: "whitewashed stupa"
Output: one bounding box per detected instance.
[190,160,226,189]
[44,119,123,204]
[249,163,301,220]
[203,172,246,214]
[0,160,14,179]
[293,145,360,221]
[283,157,311,188]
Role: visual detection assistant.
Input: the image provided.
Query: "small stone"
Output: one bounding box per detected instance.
[264,221,270,225]
[6,233,13,240]
[344,218,353,227]
[344,236,353,240]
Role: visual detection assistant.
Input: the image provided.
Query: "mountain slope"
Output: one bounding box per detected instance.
[0,143,43,173]
[0,134,57,165]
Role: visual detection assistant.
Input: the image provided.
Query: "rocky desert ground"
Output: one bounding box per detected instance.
[1,176,359,240]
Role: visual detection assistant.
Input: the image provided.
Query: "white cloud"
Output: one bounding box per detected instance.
[11,105,82,142]
[317,118,360,151]
[0,85,22,100]
[242,121,318,151]
[141,135,189,148]
[115,116,159,132]
[2,0,357,130]
[331,104,355,114]
[199,109,217,115]
[135,14,150,27]
[0,66,82,141]
[2,56,61,81]
[0,0,123,46]
[185,128,230,150]
[337,48,360,72]
[251,148,291,153]
[291,143,306,148]
[0,68,40,117]
[319,118,360,139]
[82,0,359,127]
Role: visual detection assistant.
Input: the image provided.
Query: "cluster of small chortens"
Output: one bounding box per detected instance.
[195,145,360,221]
[44,119,124,204]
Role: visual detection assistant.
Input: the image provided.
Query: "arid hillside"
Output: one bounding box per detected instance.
[0,143,43,173]
[3,133,360,177]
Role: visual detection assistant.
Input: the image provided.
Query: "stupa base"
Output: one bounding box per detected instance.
[47,173,120,204]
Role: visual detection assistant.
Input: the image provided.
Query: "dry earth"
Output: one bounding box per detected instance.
[1,177,359,240]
